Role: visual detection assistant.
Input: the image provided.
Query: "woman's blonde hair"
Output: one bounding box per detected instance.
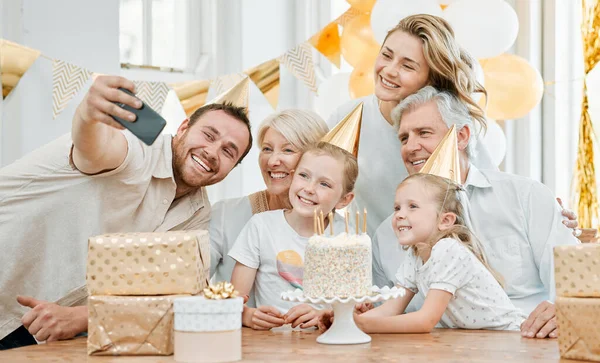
[398,173,503,287]
[302,142,358,196]
[256,109,328,151]
[383,14,487,133]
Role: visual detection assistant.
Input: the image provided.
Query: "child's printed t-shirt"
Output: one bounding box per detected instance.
[229,210,347,313]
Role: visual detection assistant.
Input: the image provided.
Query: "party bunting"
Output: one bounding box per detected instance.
[170,79,211,117]
[280,42,318,92]
[211,73,247,96]
[335,7,362,27]
[244,58,280,109]
[1,40,41,98]
[132,80,170,113]
[309,21,341,68]
[51,59,92,119]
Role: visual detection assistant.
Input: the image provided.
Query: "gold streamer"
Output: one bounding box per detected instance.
[574,0,600,228]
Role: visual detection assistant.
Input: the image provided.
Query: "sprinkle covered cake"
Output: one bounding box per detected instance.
[303,232,372,298]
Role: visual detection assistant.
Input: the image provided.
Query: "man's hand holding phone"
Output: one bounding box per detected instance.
[76,76,141,130]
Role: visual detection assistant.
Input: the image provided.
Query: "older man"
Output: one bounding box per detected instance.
[372,86,579,339]
[0,76,253,349]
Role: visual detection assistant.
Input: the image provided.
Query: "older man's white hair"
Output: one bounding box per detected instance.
[391,86,478,158]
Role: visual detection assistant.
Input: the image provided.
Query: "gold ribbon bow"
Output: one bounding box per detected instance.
[203,282,239,300]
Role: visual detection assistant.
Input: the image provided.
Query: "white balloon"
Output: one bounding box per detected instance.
[371,0,443,44]
[314,72,352,121]
[481,120,506,167]
[443,0,519,59]
[436,0,459,5]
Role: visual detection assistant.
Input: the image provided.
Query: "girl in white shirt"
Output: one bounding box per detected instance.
[210,109,328,284]
[229,142,357,330]
[348,174,525,333]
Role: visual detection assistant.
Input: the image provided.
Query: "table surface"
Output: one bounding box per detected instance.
[0,328,579,362]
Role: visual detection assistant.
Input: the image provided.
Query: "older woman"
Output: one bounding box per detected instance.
[210,109,328,283]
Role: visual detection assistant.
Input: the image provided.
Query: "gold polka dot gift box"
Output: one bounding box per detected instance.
[87,294,187,356]
[86,230,210,296]
[554,244,600,361]
[556,297,600,361]
[554,244,600,298]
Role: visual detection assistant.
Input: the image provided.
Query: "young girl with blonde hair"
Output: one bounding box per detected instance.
[229,142,358,330]
[334,173,525,333]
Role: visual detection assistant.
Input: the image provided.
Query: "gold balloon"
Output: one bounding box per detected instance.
[349,54,376,98]
[478,53,544,120]
[340,14,380,68]
[346,0,376,13]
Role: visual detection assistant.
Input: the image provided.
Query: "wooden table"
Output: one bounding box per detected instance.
[0,328,578,362]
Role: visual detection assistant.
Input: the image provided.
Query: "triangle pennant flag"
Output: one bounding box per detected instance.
[132,80,170,113]
[335,7,362,27]
[211,73,246,97]
[170,79,211,116]
[207,77,249,108]
[309,22,341,69]
[52,59,92,119]
[245,58,280,109]
[279,42,318,92]
[1,39,41,98]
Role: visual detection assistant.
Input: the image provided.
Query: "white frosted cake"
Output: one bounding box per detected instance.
[303,232,372,298]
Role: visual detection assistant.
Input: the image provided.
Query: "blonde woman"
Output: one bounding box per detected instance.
[210,109,328,284]
[327,15,497,237]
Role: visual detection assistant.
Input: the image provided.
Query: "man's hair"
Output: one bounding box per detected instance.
[391,86,477,158]
[188,102,252,165]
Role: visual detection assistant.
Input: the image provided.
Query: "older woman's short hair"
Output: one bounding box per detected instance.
[391,86,478,158]
[256,109,329,150]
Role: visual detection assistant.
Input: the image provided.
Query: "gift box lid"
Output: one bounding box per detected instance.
[173,296,243,314]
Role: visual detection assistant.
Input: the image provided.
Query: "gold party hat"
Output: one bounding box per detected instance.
[419,124,461,185]
[321,102,363,157]
[207,77,249,108]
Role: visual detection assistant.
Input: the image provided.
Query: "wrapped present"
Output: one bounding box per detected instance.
[556,297,600,361]
[554,244,600,297]
[87,294,186,356]
[87,230,210,295]
[173,283,243,363]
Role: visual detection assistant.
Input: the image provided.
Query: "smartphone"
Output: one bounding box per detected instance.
[111,88,167,146]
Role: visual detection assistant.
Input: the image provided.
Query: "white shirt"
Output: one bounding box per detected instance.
[228,210,346,313]
[0,132,210,340]
[327,96,497,236]
[396,238,526,330]
[209,195,253,282]
[373,164,580,315]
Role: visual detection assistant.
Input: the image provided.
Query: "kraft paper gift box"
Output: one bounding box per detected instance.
[554,244,600,298]
[88,294,187,356]
[556,297,600,362]
[86,230,210,295]
[173,295,244,363]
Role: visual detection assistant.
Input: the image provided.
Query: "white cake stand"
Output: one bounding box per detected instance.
[281,286,405,345]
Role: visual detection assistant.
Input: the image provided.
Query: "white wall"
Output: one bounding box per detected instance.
[1,0,120,167]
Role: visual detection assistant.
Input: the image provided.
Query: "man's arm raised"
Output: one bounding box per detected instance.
[71,76,140,174]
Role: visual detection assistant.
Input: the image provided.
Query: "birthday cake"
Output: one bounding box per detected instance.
[303,232,372,298]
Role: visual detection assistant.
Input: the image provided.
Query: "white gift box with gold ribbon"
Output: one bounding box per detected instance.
[173,296,244,363]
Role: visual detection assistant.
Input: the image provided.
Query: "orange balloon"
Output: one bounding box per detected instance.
[349,55,377,98]
[341,14,380,68]
[346,0,376,13]
[478,53,544,120]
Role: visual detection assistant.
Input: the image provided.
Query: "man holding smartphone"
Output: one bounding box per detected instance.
[0,76,253,349]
